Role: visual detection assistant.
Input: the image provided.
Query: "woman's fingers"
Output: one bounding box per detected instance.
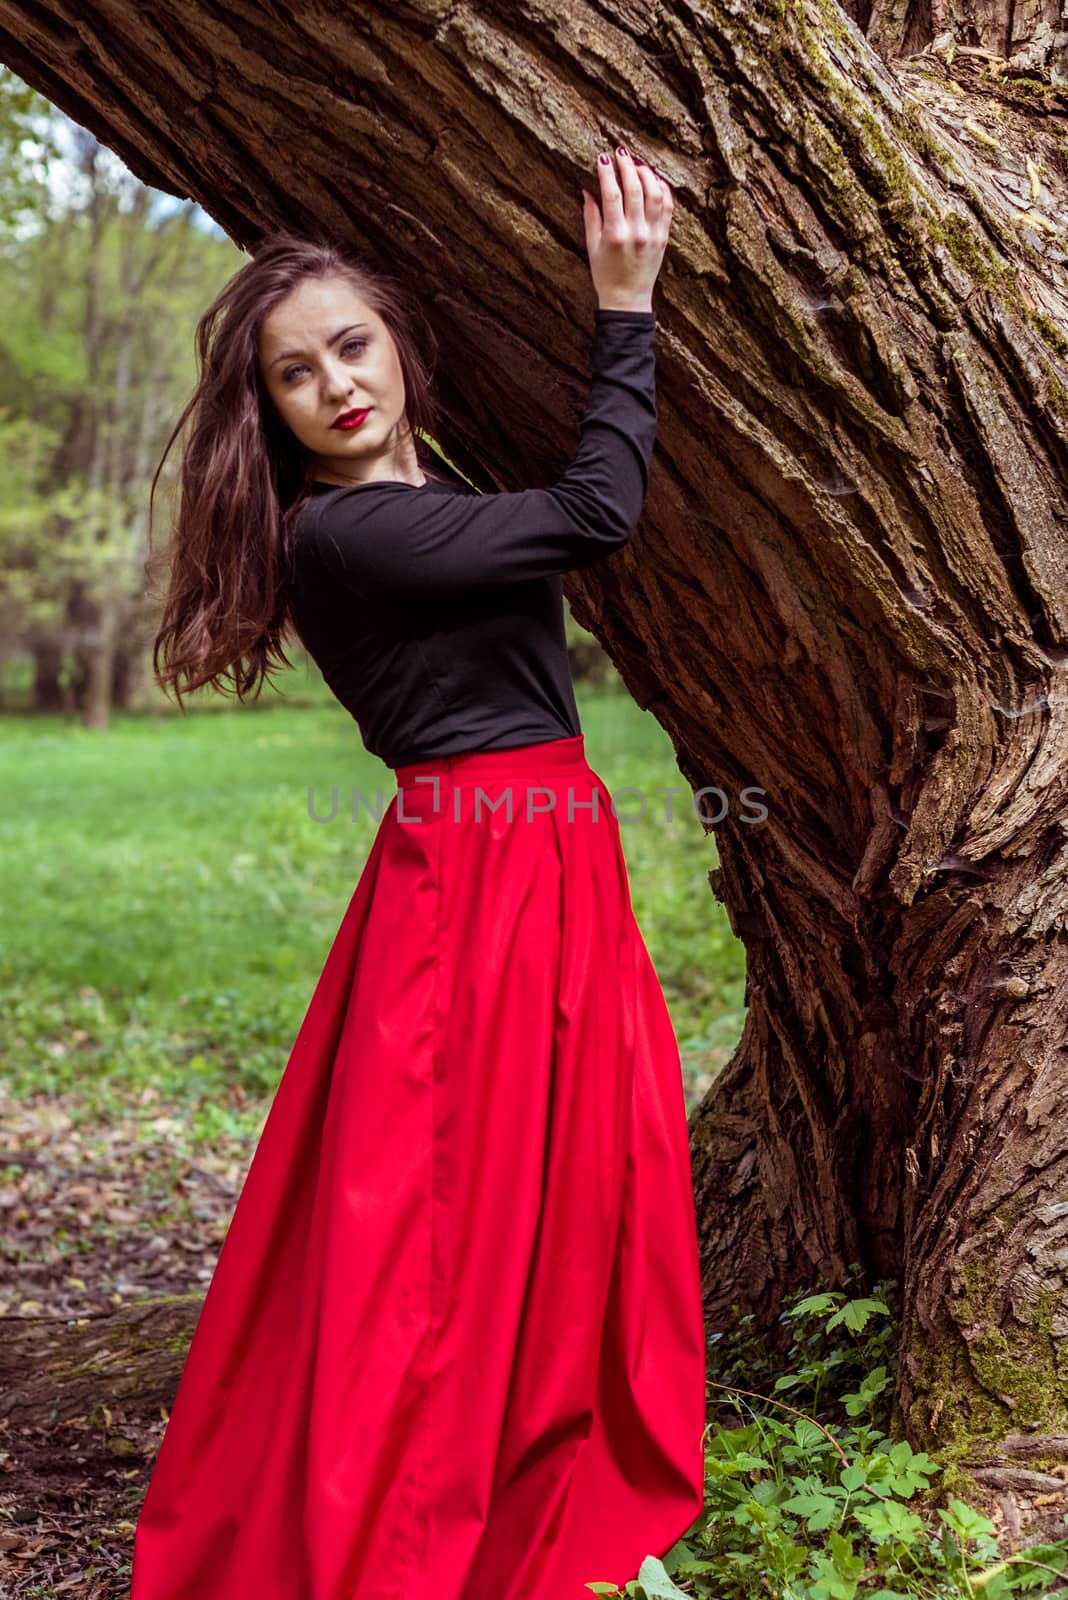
[583,148,672,305]
[634,163,665,227]
[637,165,673,224]
[594,149,671,240]
[583,148,674,290]
[581,188,602,253]
[613,148,646,232]
[596,153,626,238]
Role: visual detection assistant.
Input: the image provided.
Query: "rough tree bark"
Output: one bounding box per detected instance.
[0,1298,201,1430]
[2,0,1067,1534]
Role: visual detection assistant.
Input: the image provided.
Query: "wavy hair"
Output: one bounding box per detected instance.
[146,233,440,708]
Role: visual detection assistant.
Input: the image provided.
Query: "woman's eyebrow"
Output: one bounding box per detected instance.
[269,322,369,367]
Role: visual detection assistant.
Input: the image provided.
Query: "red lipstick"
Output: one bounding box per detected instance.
[331,407,371,430]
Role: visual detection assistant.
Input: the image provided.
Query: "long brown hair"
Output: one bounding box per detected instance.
[146,233,440,708]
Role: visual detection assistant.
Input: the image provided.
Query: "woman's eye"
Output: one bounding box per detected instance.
[282,337,368,383]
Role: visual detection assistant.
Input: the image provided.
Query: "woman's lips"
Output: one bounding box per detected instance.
[331,408,371,431]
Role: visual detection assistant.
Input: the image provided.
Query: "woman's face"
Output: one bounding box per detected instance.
[258,274,417,485]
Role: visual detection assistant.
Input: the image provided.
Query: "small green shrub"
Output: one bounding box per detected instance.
[589,1272,1068,1599]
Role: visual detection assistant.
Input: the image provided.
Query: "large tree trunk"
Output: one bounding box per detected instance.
[80,593,120,729]
[30,637,63,712]
[3,0,1068,1532]
[112,637,151,710]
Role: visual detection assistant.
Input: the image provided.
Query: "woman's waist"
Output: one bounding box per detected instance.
[391,734,592,790]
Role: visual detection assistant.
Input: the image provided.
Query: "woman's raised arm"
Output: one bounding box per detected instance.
[304,308,656,595]
[301,148,673,597]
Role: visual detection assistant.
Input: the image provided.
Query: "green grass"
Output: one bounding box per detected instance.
[0,661,746,1142]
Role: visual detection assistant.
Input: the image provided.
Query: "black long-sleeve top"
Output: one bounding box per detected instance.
[286,308,656,768]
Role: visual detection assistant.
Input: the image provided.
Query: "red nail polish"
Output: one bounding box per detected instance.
[598,153,610,165]
[633,158,646,166]
[617,145,628,157]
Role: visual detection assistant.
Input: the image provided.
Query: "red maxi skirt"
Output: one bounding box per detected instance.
[130,734,707,1600]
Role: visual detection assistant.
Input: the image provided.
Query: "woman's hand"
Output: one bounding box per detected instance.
[582,146,674,313]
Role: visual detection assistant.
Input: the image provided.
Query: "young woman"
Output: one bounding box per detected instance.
[131,145,706,1600]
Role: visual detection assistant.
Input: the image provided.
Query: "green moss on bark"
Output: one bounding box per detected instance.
[903,1253,1065,1491]
[710,0,1068,368]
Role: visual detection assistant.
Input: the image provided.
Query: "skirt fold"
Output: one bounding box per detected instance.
[131,735,706,1600]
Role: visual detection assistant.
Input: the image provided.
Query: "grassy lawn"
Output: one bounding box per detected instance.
[0,664,746,1145]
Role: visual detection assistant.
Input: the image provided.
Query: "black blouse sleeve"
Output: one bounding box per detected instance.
[304,309,657,595]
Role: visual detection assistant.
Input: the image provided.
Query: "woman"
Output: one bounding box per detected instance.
[131,145,706,1600]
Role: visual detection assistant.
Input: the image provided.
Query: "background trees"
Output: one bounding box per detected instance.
[0,83,241,723]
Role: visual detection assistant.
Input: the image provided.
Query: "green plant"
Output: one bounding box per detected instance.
[587,1272,1068,1598]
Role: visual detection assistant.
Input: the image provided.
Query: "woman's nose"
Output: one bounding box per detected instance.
[322,361,355,400]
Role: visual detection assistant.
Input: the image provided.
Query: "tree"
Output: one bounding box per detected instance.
[0,99,242,722]
[1,0,1067,1533]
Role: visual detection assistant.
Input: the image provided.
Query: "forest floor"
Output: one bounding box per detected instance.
[0,1086,249,1599]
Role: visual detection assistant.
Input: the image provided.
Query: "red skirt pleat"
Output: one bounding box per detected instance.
[130,734,706,1600]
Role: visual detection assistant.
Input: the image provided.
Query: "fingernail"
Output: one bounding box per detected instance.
[633,158,646,166]
[598,153,610,165]
[617,145,628,157]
